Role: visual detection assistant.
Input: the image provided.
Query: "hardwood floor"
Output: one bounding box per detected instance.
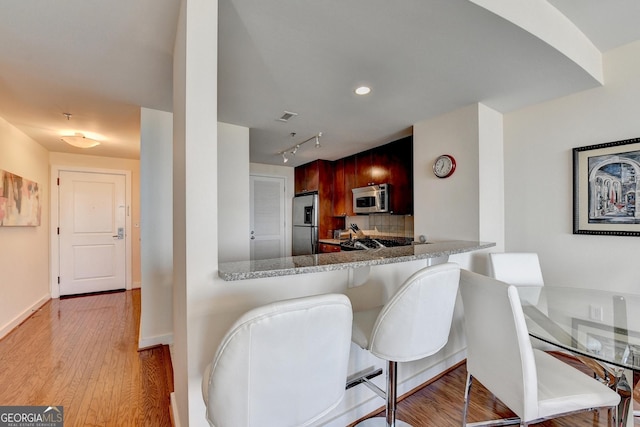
[0,289,173,427]
[352,355,640,427]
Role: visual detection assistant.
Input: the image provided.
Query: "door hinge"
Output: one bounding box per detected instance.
[57,177,60,185]
[57,227,60,235]
[57,276,60,284]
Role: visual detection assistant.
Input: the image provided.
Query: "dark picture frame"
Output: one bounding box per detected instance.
[573,137,640,236]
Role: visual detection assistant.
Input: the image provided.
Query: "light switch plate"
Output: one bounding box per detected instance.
[589,304,604,321]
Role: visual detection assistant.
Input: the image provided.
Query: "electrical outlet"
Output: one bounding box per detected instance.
[589,305,604,321]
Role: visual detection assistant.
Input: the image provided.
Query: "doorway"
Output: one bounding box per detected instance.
[250,175,286,260]
[51,166,132,298]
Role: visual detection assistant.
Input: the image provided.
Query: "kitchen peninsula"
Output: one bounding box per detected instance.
[213,240,494,426]
[219,240,494,281]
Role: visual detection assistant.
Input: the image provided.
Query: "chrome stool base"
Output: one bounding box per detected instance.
[355,417,412,427]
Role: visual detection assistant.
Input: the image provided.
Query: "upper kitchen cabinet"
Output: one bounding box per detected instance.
[294,160,320,194]
[332,158,345,215]
[350,136,414,215]
[295,159,344,238]
[333,155,358,216]
[355,148,390,187]
[384,136,413,215]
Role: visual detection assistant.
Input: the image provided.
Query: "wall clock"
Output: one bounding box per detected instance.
[433,154,456,178]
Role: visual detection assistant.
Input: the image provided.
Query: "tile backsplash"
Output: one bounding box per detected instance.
[346,214,414,238]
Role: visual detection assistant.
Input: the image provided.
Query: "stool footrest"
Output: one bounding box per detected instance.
[346,367,383,390]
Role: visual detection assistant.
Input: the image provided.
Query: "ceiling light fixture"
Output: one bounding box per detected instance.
[61,132,100,149]
[355,86,371,95]
[278,132,322,163]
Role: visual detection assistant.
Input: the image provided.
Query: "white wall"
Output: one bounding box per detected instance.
[249,162,295,256]
[140,107,174,349]
[413,104,481,242]
[478,104,505,252]
[172,1,189,423]
[218,123,250,262]
[172,0,219,425]
[504,41,640,293]
[413,105,480,241]
[413,103,504,275]
[0,116,50,339]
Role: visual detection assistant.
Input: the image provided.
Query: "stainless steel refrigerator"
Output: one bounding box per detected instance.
[292,193,319,255]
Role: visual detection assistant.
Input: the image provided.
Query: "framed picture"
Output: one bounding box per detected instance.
[0,169,41,226]
[573,137,640,236]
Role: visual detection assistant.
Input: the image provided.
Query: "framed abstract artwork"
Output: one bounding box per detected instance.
[0,169,41,226]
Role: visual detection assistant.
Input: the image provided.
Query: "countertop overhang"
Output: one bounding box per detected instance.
[218,240,495,281]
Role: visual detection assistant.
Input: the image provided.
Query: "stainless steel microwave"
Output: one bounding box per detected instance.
[352,184,389,214]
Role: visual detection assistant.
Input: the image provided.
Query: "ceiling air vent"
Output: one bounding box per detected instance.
[277,111,298,122]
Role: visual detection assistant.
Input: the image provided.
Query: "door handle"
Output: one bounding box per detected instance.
[113,227,124,240]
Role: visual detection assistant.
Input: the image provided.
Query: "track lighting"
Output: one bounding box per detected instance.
[278,132,322,163]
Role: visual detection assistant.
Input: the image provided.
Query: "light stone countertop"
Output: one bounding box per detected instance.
[218,240,495,281]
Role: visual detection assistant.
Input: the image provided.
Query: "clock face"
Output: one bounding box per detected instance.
[433,154,456,178]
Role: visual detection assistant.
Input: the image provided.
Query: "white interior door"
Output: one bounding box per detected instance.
[250,175,285,260]
[58,170,126,296]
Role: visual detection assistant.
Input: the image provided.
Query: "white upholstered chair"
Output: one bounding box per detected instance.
[459,269,620,427]
[201,293,353,427]
[489,252,545,306]
[351,263,461,427]
[489,252,544,287]
[489,252,559,352]
[490,252,603,355]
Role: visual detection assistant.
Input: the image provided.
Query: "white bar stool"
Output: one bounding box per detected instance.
[202,293,353,427]
[350,263,461,427]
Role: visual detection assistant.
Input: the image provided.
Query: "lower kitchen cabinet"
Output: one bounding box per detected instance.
[318,242,341,253]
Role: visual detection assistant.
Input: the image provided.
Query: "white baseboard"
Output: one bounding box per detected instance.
[170,392,181,427]
[0,294,50,340]
[138,332,174,350]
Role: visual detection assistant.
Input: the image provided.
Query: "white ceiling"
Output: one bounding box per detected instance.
[1,1,640,165]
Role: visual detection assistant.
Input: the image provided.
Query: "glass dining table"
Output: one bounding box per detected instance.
[518,285,640,427]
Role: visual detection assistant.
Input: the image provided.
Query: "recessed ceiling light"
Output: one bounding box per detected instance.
[355,86,371,95]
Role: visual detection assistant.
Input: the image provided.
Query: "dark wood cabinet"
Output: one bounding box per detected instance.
[332,159,345,216]
[355,149,391,187]
[297,136,413,228]
[343,155,357,216]
[384,136,413,215]
[318,242,341,253]
[337,136,413,215]
[332,155,357,216]
[294,161,320,194]
[355,151,373,187]
[295,160,345,239]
